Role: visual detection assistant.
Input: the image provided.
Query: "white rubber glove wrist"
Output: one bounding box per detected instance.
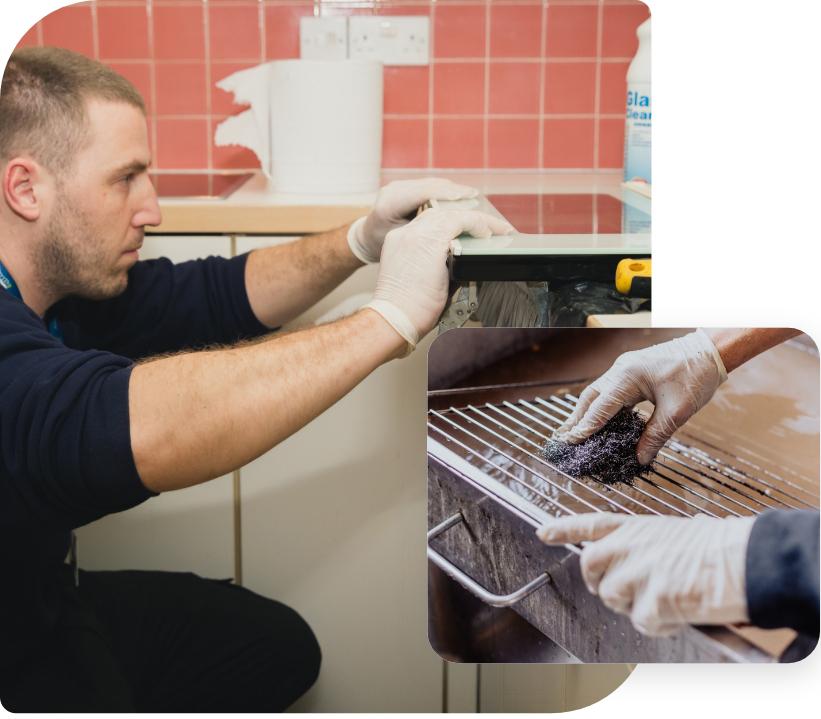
[365,299,418,355]
[368,208,513,355]
[347,216,376,264]
[693,328,729,384]
[701,514,754,625]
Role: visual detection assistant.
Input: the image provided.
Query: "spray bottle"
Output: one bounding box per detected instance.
[624,18,651,184]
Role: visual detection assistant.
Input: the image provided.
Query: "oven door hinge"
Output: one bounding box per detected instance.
[438,283,479,333]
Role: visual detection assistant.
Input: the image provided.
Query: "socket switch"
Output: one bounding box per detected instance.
[300,16,348,60]
[348,16,430,66]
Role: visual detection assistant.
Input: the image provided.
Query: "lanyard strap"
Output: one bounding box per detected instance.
[0,259,19,298]
[0,259,63,341]
[1,258,75,583]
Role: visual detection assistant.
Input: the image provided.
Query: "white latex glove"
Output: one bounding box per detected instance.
[366,208,513,353]
[347,178,479,263]
[554,329,728,464]
[537,512,755,636]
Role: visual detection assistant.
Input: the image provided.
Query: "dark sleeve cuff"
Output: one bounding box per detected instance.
[79,364,157,524]
[746,509,819,637]
[228,252,275,338]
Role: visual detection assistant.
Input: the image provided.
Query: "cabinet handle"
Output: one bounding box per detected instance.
[427,513,551,608]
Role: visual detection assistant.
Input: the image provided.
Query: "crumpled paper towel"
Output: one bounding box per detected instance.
[213,60,383,194]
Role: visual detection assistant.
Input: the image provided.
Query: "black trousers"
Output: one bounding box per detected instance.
[0,568,321,712]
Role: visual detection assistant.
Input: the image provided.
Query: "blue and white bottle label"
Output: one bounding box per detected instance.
[624,81,651,183]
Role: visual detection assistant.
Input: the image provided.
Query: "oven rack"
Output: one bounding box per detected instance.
[427,393,819,521]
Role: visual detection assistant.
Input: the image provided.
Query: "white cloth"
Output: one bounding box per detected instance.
[554,329,728,464]
[537,512,754,636]
[347,178,479,263]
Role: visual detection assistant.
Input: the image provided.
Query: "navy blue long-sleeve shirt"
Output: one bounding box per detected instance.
[746,509,819,638]
[0,254,268,664]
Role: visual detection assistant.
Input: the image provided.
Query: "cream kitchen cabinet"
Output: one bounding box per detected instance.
[478,663,633,712]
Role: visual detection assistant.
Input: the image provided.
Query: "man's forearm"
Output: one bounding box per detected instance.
[128,308,404,492]
[706,328,801,373]
[244,223,364,329]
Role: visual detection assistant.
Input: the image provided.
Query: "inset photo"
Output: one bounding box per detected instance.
[428,328,819,663]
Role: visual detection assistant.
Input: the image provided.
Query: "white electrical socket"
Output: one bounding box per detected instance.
[349,16,430,66]
[299,16,348,60]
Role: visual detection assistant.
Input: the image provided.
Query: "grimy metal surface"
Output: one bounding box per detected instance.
[426,382,820,663]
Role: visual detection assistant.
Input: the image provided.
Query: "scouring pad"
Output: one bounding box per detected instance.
[542,408,652,485]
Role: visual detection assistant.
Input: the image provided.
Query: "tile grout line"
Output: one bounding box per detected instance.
[537,0,547,172]
[204,165,624,174]
[149,112,622,120]
[204,0,214,179]
[593,0,604,170]
[146,0,159,169]
[427,0,435,169]
[90,1,100,60]
[250,0,266,176]
[95,56,637,66]
[482,0,490,169]
[259,0,267,62]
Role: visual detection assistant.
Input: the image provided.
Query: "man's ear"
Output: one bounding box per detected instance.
[3,158,48,222]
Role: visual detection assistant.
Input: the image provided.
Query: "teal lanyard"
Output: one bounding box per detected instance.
[0,259,63,341]
[1,258,75,583]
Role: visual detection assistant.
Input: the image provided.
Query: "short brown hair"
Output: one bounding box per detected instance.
[0,46,145,175]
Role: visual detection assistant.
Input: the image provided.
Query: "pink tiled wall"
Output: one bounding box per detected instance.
[14,0,649,171]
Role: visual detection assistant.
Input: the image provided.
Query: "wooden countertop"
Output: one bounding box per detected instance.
[150,202,372,235]
[587,312,651,328]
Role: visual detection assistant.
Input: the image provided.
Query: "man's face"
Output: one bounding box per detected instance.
[38,98,160,301]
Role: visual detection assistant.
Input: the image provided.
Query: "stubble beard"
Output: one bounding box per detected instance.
[36,194,129,303]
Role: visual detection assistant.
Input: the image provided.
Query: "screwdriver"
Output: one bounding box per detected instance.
[615,258,651,298]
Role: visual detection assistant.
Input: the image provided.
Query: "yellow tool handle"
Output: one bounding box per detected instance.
[615,258,652,297]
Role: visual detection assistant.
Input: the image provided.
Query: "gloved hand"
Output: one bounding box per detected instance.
[347,178,479,263]
[366,208,513,352]
[537,512,755,636]
[554,329,728,464]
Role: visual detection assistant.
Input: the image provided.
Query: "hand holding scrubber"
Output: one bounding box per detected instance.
[366,209,514,353]
[347,178,479,263]
[536,512,754,636]
[553,329,728,464]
